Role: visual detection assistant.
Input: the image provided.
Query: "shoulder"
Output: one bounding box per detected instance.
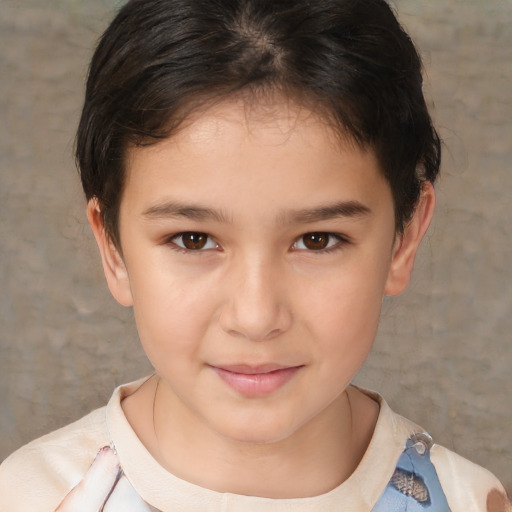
[430,443,510,512]
[359,388,510,511]
[0,406,110,512]
[387,406,510,511]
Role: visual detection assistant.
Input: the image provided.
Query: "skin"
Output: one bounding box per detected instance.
[85,98,435,500]
[55,447,154,511]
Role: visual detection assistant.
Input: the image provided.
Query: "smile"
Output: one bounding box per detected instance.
[210,364,303,397]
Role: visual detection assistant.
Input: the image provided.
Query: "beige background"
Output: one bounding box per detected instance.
[1,0,511,494]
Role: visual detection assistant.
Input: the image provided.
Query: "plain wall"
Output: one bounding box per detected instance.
[1,0,511,493]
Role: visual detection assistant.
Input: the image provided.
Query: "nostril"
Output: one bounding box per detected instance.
[263,328,283,341]
[225,326,283,342]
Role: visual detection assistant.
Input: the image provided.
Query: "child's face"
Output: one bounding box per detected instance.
[91,99,420,445]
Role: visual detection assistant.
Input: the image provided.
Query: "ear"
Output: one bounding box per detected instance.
[384,182,436,297]
[87,199,133,307]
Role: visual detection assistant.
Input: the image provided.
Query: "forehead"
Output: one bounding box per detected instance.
[153,97,348,153]
[121,98,390,221]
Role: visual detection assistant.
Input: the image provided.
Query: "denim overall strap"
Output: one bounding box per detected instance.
[372,432,452,512]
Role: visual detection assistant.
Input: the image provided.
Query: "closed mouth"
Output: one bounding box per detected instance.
[211,363,302,375]
[210,364,303,396]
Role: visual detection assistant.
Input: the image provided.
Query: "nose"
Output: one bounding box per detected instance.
[219,255,292,342]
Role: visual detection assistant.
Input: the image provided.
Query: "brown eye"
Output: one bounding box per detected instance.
[182,232,208,250]
[301,233,330,250]
[174,232,214,250]
[292,232,346,252]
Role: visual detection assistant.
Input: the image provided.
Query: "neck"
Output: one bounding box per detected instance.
[123,375,378,499]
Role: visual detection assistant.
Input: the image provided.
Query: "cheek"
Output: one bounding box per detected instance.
[306,284,382,393]
[129,268,219,361]
[301,262,387,349]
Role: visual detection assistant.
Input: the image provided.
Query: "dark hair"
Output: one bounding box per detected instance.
[76,0,441,245]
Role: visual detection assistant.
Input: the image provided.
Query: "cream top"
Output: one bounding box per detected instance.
[0,378,507,511]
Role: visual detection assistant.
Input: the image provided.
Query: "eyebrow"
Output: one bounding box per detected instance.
[284,201,372,224]
[142,201,231,223]
[142,199,371,225]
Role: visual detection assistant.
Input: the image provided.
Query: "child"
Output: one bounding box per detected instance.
[0,0,509,510]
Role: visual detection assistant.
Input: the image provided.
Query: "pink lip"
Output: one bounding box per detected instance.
[211,364,302,397]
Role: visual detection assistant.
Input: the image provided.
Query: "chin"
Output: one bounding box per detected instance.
[214,412,302,446]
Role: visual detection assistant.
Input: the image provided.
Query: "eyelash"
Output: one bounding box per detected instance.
[167,232,219,253]
[291,233,350,254]
[166,231,350,254]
